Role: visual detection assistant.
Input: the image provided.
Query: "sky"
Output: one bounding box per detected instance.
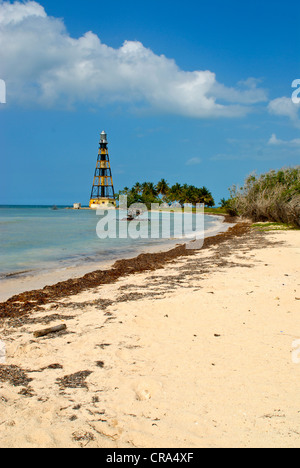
[0,0,299,205]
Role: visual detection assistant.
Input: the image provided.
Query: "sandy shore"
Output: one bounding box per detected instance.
[0,224,299,448]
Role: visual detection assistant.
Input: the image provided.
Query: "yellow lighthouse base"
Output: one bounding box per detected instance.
[89,198,116,209]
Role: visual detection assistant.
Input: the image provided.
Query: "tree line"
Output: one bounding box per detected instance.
[115,179,215,209]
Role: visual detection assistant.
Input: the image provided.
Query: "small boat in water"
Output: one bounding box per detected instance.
[121,209,149,222]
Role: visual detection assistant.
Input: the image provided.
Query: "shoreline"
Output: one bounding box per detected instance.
[0,214,235,307]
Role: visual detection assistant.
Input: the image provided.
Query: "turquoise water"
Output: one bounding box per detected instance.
[0,206,224,278]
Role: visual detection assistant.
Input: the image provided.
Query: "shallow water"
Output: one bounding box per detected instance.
[0,205,224,279]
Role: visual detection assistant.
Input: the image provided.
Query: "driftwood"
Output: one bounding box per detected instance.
[33,324,67,338]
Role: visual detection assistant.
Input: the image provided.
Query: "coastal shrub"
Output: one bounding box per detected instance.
[218,197,238,216]
[229,167,300,227]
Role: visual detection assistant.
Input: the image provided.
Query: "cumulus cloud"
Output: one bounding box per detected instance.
[268,97,300,128]
[0,1,268,117]
[0,0,46,24]
[268,133,300,146]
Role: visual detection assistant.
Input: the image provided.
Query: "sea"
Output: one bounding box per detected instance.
[0,205,227,281]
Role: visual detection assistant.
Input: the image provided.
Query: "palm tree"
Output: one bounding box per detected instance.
[141,182,149,195]
[219,198,229,208]
[169,183,182,203]
[156,179,169,200]
[117,181,215,209]
[142,182,158,197]
[133,182,142,194]
[184,185,198,205]
[197,186,215,207]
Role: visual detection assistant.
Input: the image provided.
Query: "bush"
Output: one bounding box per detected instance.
[229,167,300,227]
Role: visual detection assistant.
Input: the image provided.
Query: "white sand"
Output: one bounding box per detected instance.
[0,229,299,448]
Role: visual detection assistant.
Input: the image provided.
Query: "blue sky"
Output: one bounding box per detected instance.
[0,0,299,205]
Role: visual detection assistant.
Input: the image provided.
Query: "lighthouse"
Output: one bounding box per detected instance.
[89,131,116,209]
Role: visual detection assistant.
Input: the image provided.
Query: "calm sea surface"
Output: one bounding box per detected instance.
[0,205,225,278]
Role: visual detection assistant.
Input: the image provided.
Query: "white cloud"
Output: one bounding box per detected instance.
[268,97,300,128]
[212,77,267,105]
[268,133,300,146]
[211,135,300,161]
[268,133,280,145]
[0,1,268,117]
[0,0,46,25]
[186,157,202,165]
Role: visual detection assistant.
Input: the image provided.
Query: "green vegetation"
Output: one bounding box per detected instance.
[115,168,300,228]
[204,207,227,214]
[115,179,215,210]
[226,167,300,228]
[252,222,300,231]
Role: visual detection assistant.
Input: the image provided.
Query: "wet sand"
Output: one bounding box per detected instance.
[0,222,299,448]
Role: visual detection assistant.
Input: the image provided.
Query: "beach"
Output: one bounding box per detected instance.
[0,206,227,302]
[0,222,299,448]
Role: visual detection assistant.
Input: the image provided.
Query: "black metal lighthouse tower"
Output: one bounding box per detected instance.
[89,131,116,208]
